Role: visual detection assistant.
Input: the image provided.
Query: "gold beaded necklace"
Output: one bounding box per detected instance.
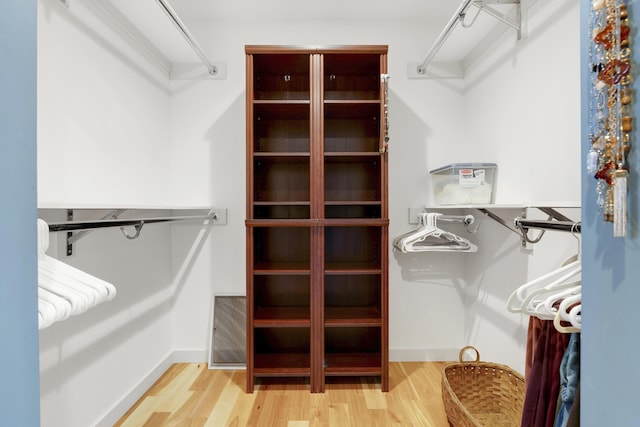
[591,0,632,237]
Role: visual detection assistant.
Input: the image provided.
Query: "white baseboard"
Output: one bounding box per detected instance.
[94,350,207,427]
[390,347,461,362]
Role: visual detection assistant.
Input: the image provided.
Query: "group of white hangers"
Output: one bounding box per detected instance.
[507,253,582,333]
[393,212,478,253]
[37,219,117,330]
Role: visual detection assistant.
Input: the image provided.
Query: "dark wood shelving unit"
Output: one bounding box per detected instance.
[246,45,389,393]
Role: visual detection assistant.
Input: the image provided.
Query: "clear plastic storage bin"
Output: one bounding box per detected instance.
[430,163,497,205]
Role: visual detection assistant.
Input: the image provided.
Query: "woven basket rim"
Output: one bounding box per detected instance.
[442,360,525,376]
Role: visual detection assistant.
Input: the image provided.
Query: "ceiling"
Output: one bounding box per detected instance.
[97,0,518,71]
[125,0,461,24]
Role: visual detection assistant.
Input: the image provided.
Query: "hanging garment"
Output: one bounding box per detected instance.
[554,333,580,427]
[525,316,544,383]
[521,318,570,427]
[565,382,580,427]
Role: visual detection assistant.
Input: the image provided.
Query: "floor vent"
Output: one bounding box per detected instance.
[208,295,246,369]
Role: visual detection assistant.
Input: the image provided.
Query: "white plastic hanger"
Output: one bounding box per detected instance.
[516,267,581,317]
[39,256,115,302]
[37,218,118,329]
[553,292,582,332]
[393,212,478,253]
[506,258,581,314]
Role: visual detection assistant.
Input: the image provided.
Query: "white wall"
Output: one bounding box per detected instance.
[460,0,581,371]
[37,1,181,426]
[168,0,581,373]
[35,0,581,424]
[165,17,472,363]
[38,210,176,427]
[38,0,172,208]
[462,0,581,205]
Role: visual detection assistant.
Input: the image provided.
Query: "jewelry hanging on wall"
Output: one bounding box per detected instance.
[589,0,632,237]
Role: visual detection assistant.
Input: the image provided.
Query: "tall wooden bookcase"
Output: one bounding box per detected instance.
[245,45,389,393]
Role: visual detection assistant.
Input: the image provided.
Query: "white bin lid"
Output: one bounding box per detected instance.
[429,163,497,174]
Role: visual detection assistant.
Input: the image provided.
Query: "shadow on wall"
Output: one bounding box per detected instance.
[205,90,247,299]
[393,250,470,285]
[39,291,171,397]
[38,210,214,396]
[206,91,246,205]
[386,89,433,210]
[39,0,169,94]
[37,220,175,394]
[462,0,579,93]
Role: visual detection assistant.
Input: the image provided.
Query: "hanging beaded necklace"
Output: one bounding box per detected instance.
[589,0,632,237]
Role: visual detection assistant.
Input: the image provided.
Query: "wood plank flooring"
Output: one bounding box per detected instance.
[115,362,450,427]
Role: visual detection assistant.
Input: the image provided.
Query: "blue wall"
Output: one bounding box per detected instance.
[581,1,640,425]
[0,1,40,426]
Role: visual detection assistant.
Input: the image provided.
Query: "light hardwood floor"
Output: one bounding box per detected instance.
[115,362,450,427]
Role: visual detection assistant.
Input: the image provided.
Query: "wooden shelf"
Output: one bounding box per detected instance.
[254,307,310,327]
[253,262,310,274]
[254,353,311,376]
[324,353,382,376]
[253,99,310,105]
[325,307,381,326]
[324,100,381,105]
[324,263,382,273]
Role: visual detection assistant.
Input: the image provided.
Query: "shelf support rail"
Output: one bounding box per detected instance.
[51,210,219,256]
[416,0,521,75]
[154,0,218,76]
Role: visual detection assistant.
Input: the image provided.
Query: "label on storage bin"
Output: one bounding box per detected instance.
[458,168,486,187]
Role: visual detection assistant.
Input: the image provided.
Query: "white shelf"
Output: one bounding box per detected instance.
[425,202,581,210]
[38,203,213,211]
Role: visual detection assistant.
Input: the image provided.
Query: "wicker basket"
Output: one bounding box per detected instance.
[441,346,525,427]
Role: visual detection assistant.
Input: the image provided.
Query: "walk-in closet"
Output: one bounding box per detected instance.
[2,0,639,426]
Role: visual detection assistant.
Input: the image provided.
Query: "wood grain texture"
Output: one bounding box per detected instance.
[115,362,449,426]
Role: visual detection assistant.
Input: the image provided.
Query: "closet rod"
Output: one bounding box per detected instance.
[154,0,218,76]
[416,0,521,75]
[417,0,474,74]
[48,213,216,232]
[514,218,581,233]
[432,213,475,225]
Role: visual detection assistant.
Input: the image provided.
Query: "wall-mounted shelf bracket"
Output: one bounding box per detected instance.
[66,209,128,256]
[476,207,526,238]
[481,0,522,38]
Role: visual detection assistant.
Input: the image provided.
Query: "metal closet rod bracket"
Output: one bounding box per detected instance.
[476,207,528,246]
[57,208,225,256]
[476,206,578,247]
